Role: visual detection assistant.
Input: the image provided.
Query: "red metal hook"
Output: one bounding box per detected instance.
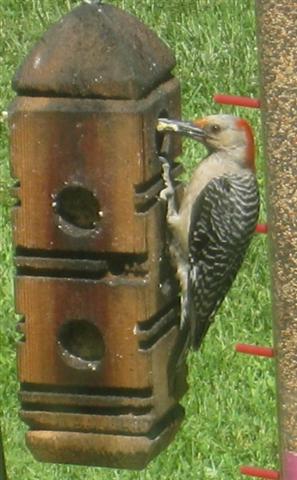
[236,344,274,358]
[240,466,279,478]
[256,224,268,234]
[213,94,261,109]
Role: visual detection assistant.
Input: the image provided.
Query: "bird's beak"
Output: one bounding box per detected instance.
[157,118,205,140]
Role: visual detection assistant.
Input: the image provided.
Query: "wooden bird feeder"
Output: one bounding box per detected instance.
[8,2,187,469]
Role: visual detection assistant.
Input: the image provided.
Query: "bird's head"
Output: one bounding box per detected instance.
[157,114,255,171]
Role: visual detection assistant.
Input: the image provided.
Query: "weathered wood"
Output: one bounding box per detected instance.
[12,3,175,100]
[9,2,187,469]
[10,80,180,253]
[256,2,297,478]
[26,418,184,469]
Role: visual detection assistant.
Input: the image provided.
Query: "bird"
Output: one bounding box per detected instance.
[157,114,259,350]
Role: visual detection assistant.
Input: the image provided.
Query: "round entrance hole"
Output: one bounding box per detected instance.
[57,319,105,371]
[53,185,101,230]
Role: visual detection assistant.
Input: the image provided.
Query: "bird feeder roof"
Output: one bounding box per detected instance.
[13,2,176,100]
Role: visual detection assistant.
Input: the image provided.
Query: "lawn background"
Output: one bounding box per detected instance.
[0,1,277,479]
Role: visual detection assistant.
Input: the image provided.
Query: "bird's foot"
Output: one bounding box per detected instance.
[160,185,174,201]
[159,156,175,200]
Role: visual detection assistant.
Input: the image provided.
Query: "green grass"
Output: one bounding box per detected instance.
[0,1,277,479]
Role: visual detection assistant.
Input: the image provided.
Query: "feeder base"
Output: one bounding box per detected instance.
[26,406,184,470]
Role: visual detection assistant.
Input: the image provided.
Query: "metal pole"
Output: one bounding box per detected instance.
[256,2,297,478]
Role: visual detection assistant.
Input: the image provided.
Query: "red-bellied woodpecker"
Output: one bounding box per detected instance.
[157,114,259,350]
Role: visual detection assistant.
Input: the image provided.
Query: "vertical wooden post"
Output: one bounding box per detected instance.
[9,3,187,469]
[256,3,297,478]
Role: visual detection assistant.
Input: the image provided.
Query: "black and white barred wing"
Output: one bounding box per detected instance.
[187,173,259,350]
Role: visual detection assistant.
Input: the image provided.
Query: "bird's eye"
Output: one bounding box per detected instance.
[210,124,221,134]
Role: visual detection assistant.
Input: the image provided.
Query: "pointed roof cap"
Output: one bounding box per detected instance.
[13,2,175,100]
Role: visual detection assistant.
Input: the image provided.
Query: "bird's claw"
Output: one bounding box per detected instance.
[160,165,175,200]
[158,155,168,165]
[159,156,174,191]
[160,186,173,201]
